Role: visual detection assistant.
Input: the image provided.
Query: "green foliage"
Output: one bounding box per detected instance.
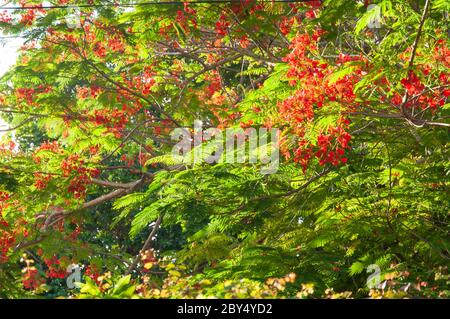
[0,0,448,299]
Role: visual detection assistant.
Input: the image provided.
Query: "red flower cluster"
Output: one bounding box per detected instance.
[19,9,37,26]
[0,10,12,23]
[230,0,256,15]
[88,108,129,137]
[279,17,295,35]
[434,39,450,67]
[278,31,360,172]
[239,35,250,48]
[175,3,197,32]
[393,69,448,110]
[196,70,227,111]
[21,256,45,290]
[215,14,230,37]
[0,217,29,264]
[61,155,100,199]
[400,71,425,96]
[107,36,125,53]
[16,87,36,105]
[305,9,317,20]
[76,85,102,99]
[0,192,14,263]
[36,141,62,153]
[84,265,101,282]
[44,256,67,279]
[67,224,82,240]
[33,173,52,190]
[204,70,222,98]
[132,69,156,96]
[18,2,46,26]
[315,124,351,166]
[15,85,52,106]
[0,140,16,154]
[33,141,64,164]
[93,41,107,58]
[0,218,14,264]
[391,38,449,110]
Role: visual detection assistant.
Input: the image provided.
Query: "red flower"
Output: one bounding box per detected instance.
[215,14,230,37]
[400,72,425,96]
[93,42,107,58]
[305,10,316,20]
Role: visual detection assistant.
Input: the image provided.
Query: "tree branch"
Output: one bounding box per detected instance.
[126,213,164,275]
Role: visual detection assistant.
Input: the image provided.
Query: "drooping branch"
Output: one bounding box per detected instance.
[13,177,149,252]
[91,178,143,189]
[126,213,164,275]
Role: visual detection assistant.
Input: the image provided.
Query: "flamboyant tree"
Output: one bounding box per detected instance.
[0,0,449,298]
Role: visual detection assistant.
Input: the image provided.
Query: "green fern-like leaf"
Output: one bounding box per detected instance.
[144,154,185,167]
